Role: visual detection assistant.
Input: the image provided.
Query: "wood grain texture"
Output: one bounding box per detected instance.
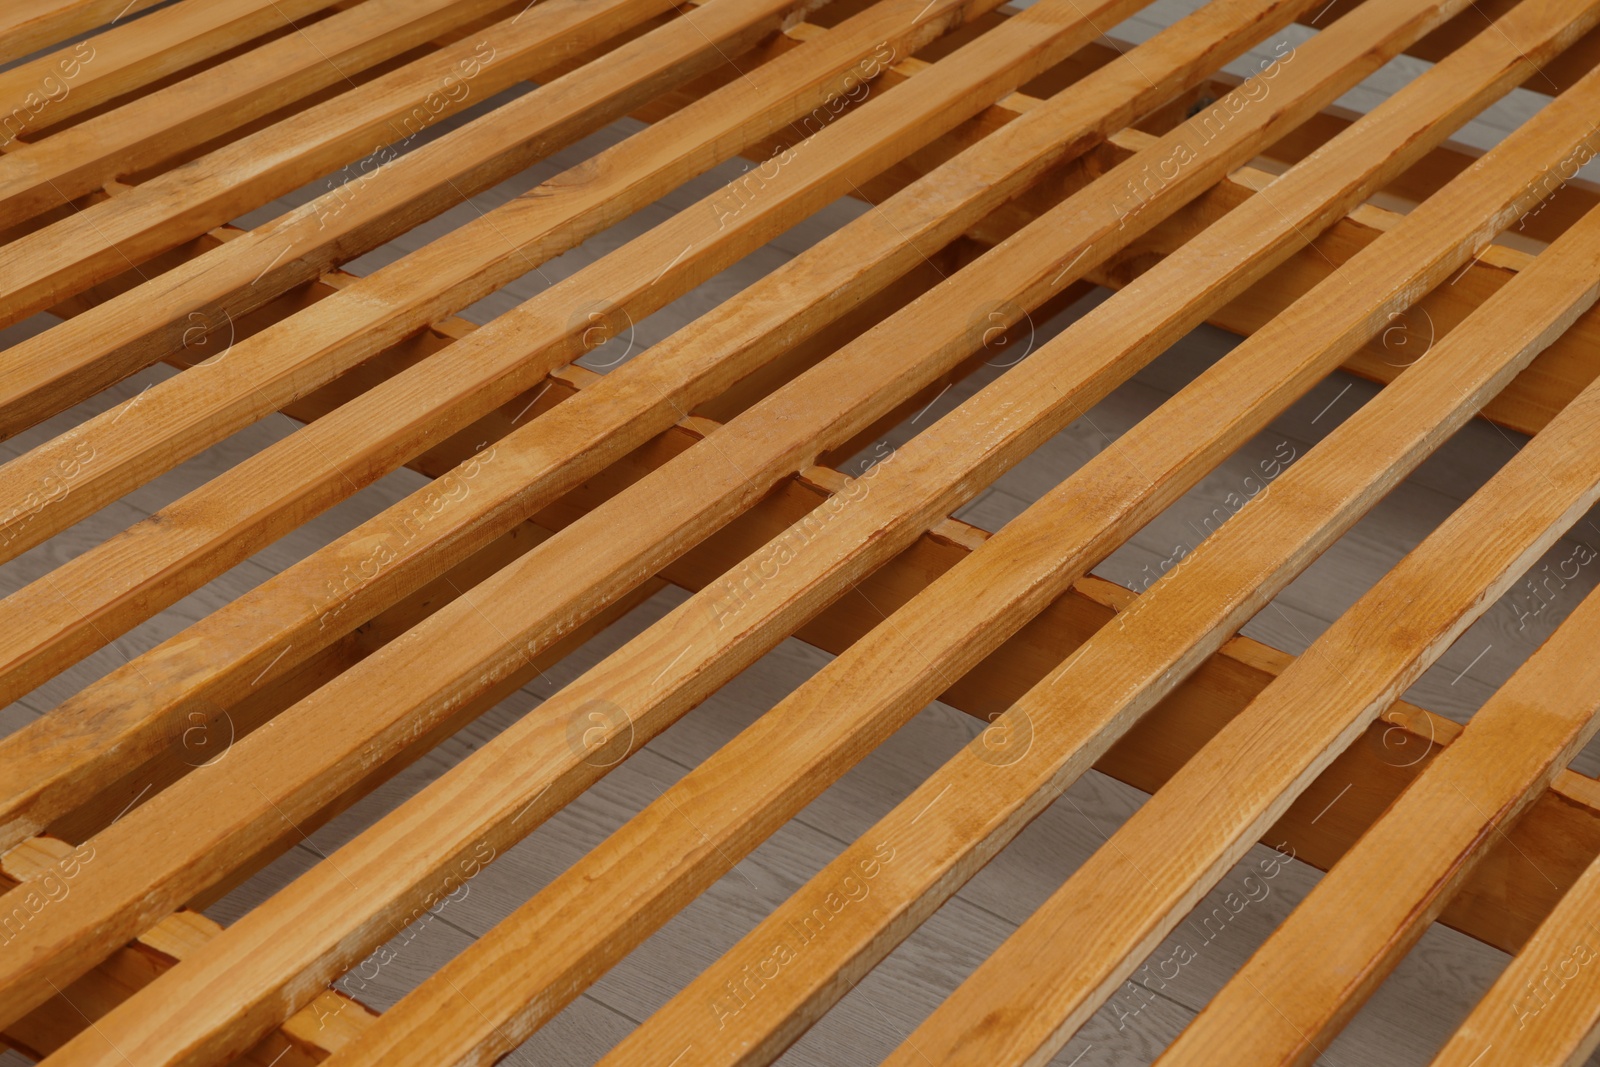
[301,2,1600,1064]
[0,0,342,141]
[1430,825,1600,1066]
[879,122,1600,1067]
[0,0,167,67]
[0,0,1152,1042]
[3,0,1475,1056]
[0,0,684,333]
[27,271,1597,965]
[0,0,1290,867]
[0,0,528,229]
[1157,504,1600,1066]
[851,27,1600,444]
[0,0,1007,550]
[0,836,376,1065]
[0,0,1136,878]
[7,0,1600,1063]
[0,0,826,714]
[584,9,1600,1063]
[0,0,686,432]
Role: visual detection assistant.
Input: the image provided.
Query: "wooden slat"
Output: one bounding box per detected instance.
[1313,0,1600,94]
[581,7,1600,250]
[1038,132,1600,439]
[37,22,1574,902]
[1430,838,1600,1066]
[749,43,1600,441]
[1231,94,1600,244]
[8,461,1592,1059]
[9,1,1600,1064]
[0,0,529,228]
[873,149,1600,1067]
[0,4,1299,883]
[0,0,743,436]
[888,346,1600,1066]
[34,273,1600,963]
[0,0,167,67]
[9,15,1582,446]
[648,28,1600,439]
[0,0,1476,1057]
[0,0,1157,1033]
[0,0,1126,851]
[0,0,343,142]
[0,4,800,447]
[18,56,1574,694]
[0,836,378,1065]
[0,0,1182,850]
[85,2,1590,1065]
[1083,153,1600,438]
[20,263,1591,956]
[0,0,686,331]
[0,0,1005,556]
[558,11,1600,1064]
[1155,528,1600,1065]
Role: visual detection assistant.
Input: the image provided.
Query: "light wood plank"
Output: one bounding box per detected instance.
[11,2,1600,1064]
[0,0,346,143]
[0,836,377,1065]
[830,56,1600,441]
[0,0,529,229]
[666,34,1600,440]
[890,364,1600,1065]
[0,0,686,331]
[0,0,1185,851]
[876,176,1600,1067]
[41,319,1599,964]
[0,0,1163,1035]
[1156,549,1600,1066]
[1054,137,1600,439]
[563,14,1600,1064]
[0,0,747,436]
[42,310,1600,963]
[0,0,1002,553]
[0,0,1478,1057]
[142,2,1589,1064]
[1430,835,1600,1066]
[0,0,166,67]
[1301,0,1600,95]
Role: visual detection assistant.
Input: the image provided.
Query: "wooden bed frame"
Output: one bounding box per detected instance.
[3,0,1600,1062]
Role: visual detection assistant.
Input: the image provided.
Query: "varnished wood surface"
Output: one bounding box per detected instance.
[5,0,1600,1064]
[5,159,1597,1067]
